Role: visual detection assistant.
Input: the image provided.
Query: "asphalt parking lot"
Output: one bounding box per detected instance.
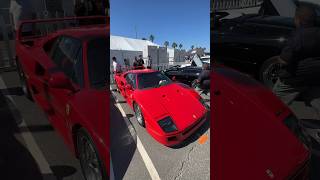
[290,95,320,179]
[0,71,85,180]
[109,83,210,180]
[4,67,320,180]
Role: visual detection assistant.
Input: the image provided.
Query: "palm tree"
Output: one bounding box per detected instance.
[191,45,194,50]
[179,44,183,49]
[149,34,155,42]
[172,42,178,49]
[164,41,169,48]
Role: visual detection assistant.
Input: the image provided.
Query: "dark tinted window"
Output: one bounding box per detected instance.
[87,37,108,89]
[125,73,137,89]
[49,36,84,87]
[137,72,172,89]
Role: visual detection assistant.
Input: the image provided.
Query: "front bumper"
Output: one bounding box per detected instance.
[149,113,207,146]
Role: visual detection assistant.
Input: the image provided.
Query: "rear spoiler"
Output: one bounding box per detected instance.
[17,16,109,41]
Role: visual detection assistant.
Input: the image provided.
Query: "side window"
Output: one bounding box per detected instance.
[50,36,84,87]
[131,74,137,89]
[44,37,59,53]
[125,74,137,89]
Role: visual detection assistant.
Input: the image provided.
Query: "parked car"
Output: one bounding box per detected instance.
[212,1,320,88]
[15,16,109,180]
[163,65,202,86]
[213,66,311,179]
[114,69,208,146]
[164,54,211,86]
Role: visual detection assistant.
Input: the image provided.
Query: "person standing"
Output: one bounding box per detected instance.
[197,63,210,90]
[112,57,121,73]
[138,55,144,66]
[124,58,130,70]
[10,0,33,33]
[273,5,320,105]
[111,57,121,84]
[133,56,142,69]
[148,55,152,68]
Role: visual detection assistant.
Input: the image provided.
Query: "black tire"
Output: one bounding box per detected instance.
[259,56,284,89]
[77,128,107,180]
[134,103,145,127]
[191,79,199,89]
[15,58,33,100]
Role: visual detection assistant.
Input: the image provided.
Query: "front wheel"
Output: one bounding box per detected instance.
[77,128,107,180]
[134,103,145,127]
[191,79,199,89]
[16,58,33,100]
[259,56,284,89]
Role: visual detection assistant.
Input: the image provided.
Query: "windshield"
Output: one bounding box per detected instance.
[87,37,108,89]
[137,72,172,89]
[191,54,203,67]
[201,57,210,62]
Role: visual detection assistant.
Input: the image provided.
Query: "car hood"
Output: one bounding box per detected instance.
[135,83,206,130]
[248,16,295,28]
[214,68,310,179]
[216,68,287,115]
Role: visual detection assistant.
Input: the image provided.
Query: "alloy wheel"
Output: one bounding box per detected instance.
[78,133,103,180]
[262,62,283,88]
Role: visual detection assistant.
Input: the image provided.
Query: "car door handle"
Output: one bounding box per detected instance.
[213,90,221,96]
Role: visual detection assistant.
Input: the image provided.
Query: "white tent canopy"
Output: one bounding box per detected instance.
[110,35,159,57]
[110,35,188,69]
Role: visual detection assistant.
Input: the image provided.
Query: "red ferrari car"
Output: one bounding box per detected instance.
[16,16,109,180]
[213,66,311,179]
[114,68,208,146]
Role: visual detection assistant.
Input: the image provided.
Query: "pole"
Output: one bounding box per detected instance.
[135,25,137,39]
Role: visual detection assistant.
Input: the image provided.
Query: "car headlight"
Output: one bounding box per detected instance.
[158,117,177,133]
[284,115,311,148]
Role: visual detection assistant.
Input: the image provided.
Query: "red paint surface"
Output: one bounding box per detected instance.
[212,67,310,180]
[16,16,110,177]
[115,69,208,146]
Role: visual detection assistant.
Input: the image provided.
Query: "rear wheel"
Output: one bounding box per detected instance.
[77,128,107,180]
[259,57,284,89]
[134,103,145,127]
[16,58,33,100]
[191,79,199,89]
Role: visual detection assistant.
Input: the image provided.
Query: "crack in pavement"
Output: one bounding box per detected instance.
[173,145,196,180]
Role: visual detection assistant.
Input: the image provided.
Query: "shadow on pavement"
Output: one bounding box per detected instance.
[299,119,320,180]
[171,112,210,149]
[0,91,43,180]
[50,165,78,180]
[110,98,137,180]
[19,125,55,133]
[293,88,320,180]
[0,87,24,96]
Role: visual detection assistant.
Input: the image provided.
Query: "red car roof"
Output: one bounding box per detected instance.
[17,16,109,41]
[55,25,108,40]
[126,68,158,74]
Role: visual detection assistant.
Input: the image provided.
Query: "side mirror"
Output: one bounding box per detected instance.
[48,72,76,92]
[125,84,133,90]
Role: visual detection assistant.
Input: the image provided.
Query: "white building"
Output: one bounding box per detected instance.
[110,35,187,68]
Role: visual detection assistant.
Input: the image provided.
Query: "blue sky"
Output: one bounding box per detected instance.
[110,0,210,51]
